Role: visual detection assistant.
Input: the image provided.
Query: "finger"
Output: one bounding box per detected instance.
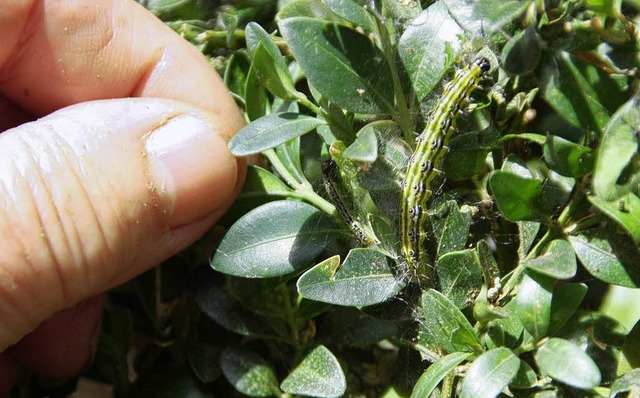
[9,295,103,379]
[0,0,244,131]
[0,98,240,350]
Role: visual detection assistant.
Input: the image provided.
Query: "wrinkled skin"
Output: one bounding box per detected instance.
[0,0,245,391]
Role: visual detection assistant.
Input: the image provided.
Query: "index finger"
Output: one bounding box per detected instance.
[0,0,244,133]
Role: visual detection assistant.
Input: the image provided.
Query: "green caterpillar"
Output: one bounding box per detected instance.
[401,57,490,275]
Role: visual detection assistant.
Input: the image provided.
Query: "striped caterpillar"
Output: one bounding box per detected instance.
[401,58,490,276]
[321,158,378,247]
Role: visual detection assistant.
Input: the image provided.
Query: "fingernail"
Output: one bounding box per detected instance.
[145,113,238,227]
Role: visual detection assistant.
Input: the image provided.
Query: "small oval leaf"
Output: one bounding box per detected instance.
[411,352,472,398]
[521,239,577,279]
[212,201,345,278]
[297,249,404,306]
[280,346,346,398]
[279,17,394,114]
[229,113,325,156]
[460,347,520,398]
[220,346,280,397]
[535,338,602,389]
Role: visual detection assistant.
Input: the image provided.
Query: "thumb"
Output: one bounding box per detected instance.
[0,97,242,350]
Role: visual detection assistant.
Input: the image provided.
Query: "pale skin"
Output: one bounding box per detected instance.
[0,0,246,391]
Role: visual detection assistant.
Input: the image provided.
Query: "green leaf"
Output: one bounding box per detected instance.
[509,360,537,389]
[502,26,543,75]
[253,42,299,100]
[459,347,520,398]
[245,62,268,121]
[280,346,346,398]
[489,170,551,223]
[547,283,587,336]
[296,249,404,306]
[430,200,473,256]
[279,17,394,113]
[276,0,337,21]
[224,51,251,99]
[518,221,541,260]
[323,307,399,347]
[569,228,640,287]
[220,346,280,397]
[410,352,472,398]
[229,113,325,156]
[418,289,482,355]
[323,0,375,31]
[472,0,533,33]
[186,344,221,384]
[446,127,502,181]
[437,249,484,309]
[521,239,577,279]
[543,135,595,178]
[610,369,640,396]
[343,123,379,163]
[191,276,280,337]
[397,2,464,101]
[589,193,640,243]
[224,166,295,223]
[514,272,554,341]
[212,201,346,278]
[592,88,640,201]
[539,51,620,132]
[535,338,602,389]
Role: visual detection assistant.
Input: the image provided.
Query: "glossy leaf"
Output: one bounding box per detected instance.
[514,272,554,341]
[297,249,404,306]
[437,249,484,309]
[547,283,588,336]
[245,62,268,121]
[489,170,551,223]
[592,94,640,201]
[502,26,542,75]
[509,360,537,389]
[191,276,280,337]
[280,346,346,398]
[543,135,595,178]
[459,347,520,398]
[518,221,541,260]
[279,17,394,113]
[398,2,463,101]
[212,201,345,278]
[535,338,602,389]
[323,0,375,31]
[252,42,299,100]
[446,127,502,181]
[418,289,482,355]
[610,368,640,397]
[220,346,280,397]
[521,239,577,279]
[343,123,378,163]
[411,352,472,398]
[224,51,251,98]
[229,113,325,156]
[539,51,619,132]
[472,0,533,33]
[430,200,473,256]
[569,228,640,287]
[589,194,640,243]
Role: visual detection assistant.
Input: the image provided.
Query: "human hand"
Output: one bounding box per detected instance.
[0,0,245,390]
